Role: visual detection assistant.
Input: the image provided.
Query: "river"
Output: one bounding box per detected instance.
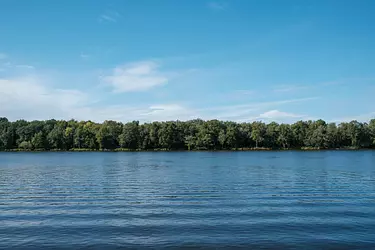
[1,151,375,249]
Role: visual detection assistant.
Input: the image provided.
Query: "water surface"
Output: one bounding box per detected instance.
[1,151,375,249]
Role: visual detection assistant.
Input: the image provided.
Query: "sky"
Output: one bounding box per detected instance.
[0,0,374,123]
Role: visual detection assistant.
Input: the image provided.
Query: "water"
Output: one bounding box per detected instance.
[1,151,375,249]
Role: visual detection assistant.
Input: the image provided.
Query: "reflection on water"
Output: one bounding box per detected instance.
[1,151,375,249]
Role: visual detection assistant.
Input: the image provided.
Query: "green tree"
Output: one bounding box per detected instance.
[19,141,33,150]
[251,122,266,148]
[158,122,180,149]
[265,122,279,148]
[369,119,375,147]
[238,123,253,148]
[326,123,338,148]
[277,124,293,149]
[31,131,46,149]
[184,135,196,150]
[291,121,308,148]
[64,127,75,150]
[225,122,240,149]
[0,118,14,150]
[196,120,222,149]
[96,121,121,150]
[310,125,327,148]
[218,129,226,149]
[119,121,140,149]
[47,123,65,149]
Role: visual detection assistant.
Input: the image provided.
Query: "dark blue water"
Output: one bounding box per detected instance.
[1,151,375,249]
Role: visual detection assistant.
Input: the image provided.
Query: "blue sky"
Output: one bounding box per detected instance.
[0,0,374,123]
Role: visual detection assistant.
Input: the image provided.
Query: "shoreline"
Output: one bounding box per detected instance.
[2,147,374,153]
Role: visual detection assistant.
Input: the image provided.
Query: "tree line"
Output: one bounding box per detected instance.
[0,117,374,151]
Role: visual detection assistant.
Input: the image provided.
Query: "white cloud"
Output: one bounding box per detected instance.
[201,97,318,113]
[0,61,35,72]
[231,89,254,96]
[140,104,196,121]
[100,15,116,22]
[0,53,7,60]
[330,112,375,123]
[207,1,226,10]
[0,74,194,122]
[193,97,317,122]
[103,61,168,93]
[221,109,308,123]
[0,77,88,121]
[0,58,320,123]
[15,64,34,69]
[99,11,121,23]
[259,110,304,119]
[80,53,90,60]
[0,74,319,123]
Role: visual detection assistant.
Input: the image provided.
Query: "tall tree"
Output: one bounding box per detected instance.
[119,121,140,149]
[251,122,266,148]
[278,124,293,149]
[369,119,375,147]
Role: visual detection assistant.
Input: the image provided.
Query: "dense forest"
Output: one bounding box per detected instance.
[0,117,374,151]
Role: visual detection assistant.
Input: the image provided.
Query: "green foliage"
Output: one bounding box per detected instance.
[370,119,375,147]
[277,124,293,149]
[251,122,266,148]
[0,116,374,151]
[119,121,139,149]
[19,141,33,150]
[96,120,121,150]
[31,131,45,149]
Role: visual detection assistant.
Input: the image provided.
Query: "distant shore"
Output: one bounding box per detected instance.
[1,117,374,152]
[2,147,373,152]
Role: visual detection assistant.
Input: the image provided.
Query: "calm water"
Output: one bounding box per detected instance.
[1,151,375,249]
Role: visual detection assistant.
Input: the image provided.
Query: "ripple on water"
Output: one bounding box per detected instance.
[1,151,375,249]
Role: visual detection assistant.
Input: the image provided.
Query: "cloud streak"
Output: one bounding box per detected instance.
[259,110,305,119]
[330,112,375,123]
[207,1,227,11]
[80,53,90,60]
[99,11,121,23]
[273,84,310,92]
[15,64,34,69]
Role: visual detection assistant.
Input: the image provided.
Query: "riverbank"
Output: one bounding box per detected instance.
[2,146,373,152]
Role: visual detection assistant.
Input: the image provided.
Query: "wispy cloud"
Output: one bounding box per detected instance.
[273,77,375,93]
[0,53,7,60]
[203,97,318,112]
[207,1,227,11]
[258,110,305,119]
[196,97,318,121]
[99,10,121,23]
[0,61,35,72]
[273,84,310,92]
[231,89,255,96]
[15,64,34,69]
[330,112,375,123]
[229,109,308,124]
[80,53,90,60]
[103,61,169,93]
[139,104,197,121]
